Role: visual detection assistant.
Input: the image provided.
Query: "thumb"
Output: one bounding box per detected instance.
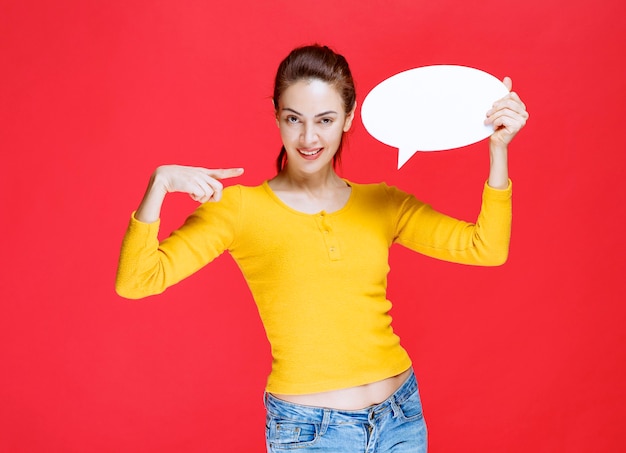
[503,76,513,92]
[211,167,245,180]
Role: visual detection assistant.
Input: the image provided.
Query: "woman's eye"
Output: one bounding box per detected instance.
[286,116,299,124]
[320,118,333,125]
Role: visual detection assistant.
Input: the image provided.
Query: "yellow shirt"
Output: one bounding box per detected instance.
[116,180,512,394]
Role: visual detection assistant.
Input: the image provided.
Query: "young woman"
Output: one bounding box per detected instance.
[116,44,528,452]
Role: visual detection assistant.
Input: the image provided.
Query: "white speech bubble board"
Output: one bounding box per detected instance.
[361,65,509,168]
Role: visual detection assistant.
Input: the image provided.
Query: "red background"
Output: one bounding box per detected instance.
[2,0,625,451]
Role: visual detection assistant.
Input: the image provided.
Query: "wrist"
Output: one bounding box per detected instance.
[489,139,508,156]
[135,170,168,223]
[151,167,171,194]
[488,142,509,190]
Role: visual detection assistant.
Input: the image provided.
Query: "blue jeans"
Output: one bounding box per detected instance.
[264,370,427,452]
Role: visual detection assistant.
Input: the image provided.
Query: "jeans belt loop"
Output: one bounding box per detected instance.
[390,396,402,419]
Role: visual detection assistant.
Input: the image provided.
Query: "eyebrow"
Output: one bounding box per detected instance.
[282,108,338,117]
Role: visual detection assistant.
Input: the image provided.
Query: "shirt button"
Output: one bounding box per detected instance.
[329,247,335,252]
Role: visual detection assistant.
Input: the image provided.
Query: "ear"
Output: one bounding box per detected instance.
[343,102,357,132]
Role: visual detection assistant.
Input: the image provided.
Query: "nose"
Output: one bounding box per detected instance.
[301,122,318,146]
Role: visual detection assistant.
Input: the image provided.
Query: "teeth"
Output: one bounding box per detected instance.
[300,149,321,156]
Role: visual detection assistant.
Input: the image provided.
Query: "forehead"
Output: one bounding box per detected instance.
[279,79,343,113]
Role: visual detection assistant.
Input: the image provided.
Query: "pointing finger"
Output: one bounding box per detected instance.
[209,168,245,180]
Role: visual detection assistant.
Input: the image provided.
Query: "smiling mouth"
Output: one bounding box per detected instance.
[299,148,322,157]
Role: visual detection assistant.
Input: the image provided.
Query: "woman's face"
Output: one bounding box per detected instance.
[276,79,354,174]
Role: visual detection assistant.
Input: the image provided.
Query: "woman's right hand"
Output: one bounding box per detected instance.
[135,165,244,223]
[153,165,245,203]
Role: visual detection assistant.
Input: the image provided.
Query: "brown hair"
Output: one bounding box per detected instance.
[273,45,356,173]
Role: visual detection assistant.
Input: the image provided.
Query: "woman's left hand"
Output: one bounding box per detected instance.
[485,77,529,147]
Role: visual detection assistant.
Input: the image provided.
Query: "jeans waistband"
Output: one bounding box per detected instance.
[264,369,417,425]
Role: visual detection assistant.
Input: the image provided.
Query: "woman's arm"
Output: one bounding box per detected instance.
[135,165,244,223]
[116,165,244,299]
[392,183,512,266]
[485,77,529,189]
[391,79,528,265]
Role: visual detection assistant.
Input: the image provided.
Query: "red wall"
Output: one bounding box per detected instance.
[2,1,625,451]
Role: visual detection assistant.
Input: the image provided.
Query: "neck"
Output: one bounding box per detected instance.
[273,165,345,192]
[268,165,351,214]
